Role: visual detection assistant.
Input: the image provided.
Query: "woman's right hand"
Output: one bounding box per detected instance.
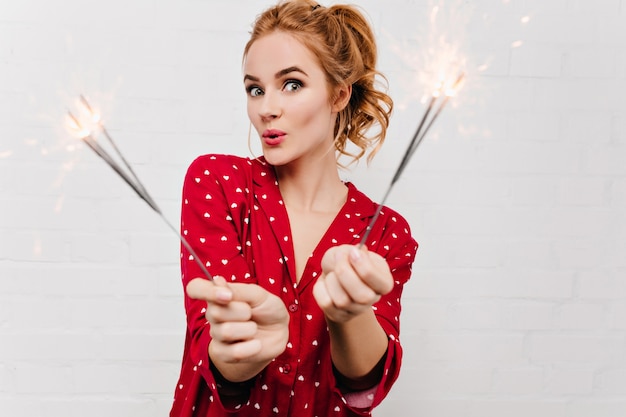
[186,276,290,382]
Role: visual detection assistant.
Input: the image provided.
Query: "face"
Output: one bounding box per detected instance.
[244,31,345,167]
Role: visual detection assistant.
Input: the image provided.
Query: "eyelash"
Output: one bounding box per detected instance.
[245,79,304,97]
[246,85,263,97]
[284,79,303,92]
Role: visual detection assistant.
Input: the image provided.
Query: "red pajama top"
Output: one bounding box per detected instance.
[170,154,417,417]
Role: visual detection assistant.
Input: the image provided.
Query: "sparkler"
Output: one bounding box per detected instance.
[66,95,213,280]
[359,73,465,247]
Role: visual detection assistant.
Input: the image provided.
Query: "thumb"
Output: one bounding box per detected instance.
[186,277,232,303]
[226,282,269,309]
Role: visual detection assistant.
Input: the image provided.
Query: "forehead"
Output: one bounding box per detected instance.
[244,31,323,78]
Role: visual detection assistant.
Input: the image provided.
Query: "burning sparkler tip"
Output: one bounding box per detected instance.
[78,94,101,124]
[443,72,466,97]
[67,110,80,127]
[66,110,91,139]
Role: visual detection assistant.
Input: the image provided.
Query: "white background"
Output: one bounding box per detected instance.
[1,0,625,416]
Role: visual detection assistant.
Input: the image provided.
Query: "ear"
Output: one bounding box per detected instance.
[331,83,352,112]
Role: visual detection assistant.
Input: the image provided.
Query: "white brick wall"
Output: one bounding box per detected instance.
[1,0,625,416]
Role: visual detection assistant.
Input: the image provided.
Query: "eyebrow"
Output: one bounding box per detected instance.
[243,66,309,82]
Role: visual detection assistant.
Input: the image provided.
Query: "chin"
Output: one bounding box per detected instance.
[261,150,291,167]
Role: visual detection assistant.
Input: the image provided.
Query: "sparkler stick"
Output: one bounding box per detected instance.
[405,73,465,163]
[79,95,160,211]
[67,99,213,280]
[391,93,438,185]
[359,73,465,247]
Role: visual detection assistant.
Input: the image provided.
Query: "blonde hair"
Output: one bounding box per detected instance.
[243,0,393,166]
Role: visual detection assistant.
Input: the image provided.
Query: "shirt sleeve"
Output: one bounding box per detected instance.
[344,210,418,412]
[179,155,255,408]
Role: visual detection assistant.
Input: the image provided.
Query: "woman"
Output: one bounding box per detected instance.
[170,1,417,416]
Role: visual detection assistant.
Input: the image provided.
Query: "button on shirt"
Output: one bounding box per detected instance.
[170,154,418,417]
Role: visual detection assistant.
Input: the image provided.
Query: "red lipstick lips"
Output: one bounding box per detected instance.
[262,129,286,146]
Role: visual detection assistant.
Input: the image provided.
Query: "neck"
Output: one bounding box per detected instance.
[275,155,347,213]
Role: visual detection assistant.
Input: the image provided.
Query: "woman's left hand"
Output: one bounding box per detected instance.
[313,244,394,323]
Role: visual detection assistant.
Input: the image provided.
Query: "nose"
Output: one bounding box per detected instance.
[259,91,281,121]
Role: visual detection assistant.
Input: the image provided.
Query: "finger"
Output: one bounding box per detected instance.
[313,276,360,322]
[206,300,253,323]
[312,276,333,310]
[210,339,263,363]
[348,246,394,295]
[187,276,266,306]
[186,277,233,304]
[323,270,352,310]
[331,249,375,301]
[334,260,380,306]
[320,245,340,273]
[225,282,269,308]
[210,321,258,343]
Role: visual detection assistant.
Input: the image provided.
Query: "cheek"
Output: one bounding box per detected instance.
[295,97,332,125]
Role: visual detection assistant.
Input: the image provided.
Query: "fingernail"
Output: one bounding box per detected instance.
[350,247,362,262]
[216,289,232,302]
